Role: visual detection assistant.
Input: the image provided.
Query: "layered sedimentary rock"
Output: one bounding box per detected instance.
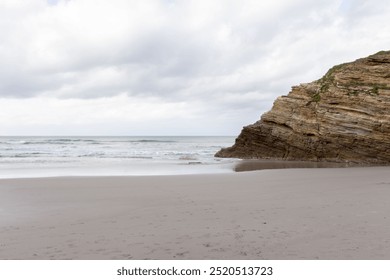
[216,51,390,163]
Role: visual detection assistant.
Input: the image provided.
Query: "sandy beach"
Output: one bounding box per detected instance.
[1,167,390,260]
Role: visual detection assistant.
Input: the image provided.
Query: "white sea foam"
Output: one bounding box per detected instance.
[0,136,236,178]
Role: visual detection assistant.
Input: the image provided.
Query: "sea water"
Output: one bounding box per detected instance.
[0,136,236,178]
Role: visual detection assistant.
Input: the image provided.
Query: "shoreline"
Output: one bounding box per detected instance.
[2,157,388,180]
[1,166,390,260]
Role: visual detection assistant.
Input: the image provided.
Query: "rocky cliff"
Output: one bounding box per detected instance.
[216,51,390,163]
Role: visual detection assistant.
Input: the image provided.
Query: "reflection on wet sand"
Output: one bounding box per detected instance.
[234,159,359,172]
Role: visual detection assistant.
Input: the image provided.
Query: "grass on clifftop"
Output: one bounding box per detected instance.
[371,50,390,56]
[311,62,349,103]
[308,51,390,103]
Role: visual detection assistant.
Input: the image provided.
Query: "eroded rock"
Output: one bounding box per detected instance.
[216,51,390,163]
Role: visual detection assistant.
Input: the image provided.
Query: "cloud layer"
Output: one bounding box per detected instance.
[1,0,390,135]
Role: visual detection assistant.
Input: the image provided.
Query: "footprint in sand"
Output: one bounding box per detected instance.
[121,254,133,259]
[175,251,189,257]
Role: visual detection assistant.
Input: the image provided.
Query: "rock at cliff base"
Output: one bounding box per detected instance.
[215,51,390,164]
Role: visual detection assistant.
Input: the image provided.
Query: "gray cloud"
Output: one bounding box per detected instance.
[1,0,390,135]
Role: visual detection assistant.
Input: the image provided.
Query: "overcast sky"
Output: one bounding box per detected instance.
[0,0,389,136]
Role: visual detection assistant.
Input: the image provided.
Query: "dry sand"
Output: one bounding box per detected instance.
[1,167,390,260]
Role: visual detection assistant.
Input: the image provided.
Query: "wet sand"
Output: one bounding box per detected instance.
[233,159,352,172]
[1,167,390,259]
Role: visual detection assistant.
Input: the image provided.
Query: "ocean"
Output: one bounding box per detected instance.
[0,136,237,178]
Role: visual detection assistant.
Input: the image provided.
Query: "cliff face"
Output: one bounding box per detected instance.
[216,51,390,163]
